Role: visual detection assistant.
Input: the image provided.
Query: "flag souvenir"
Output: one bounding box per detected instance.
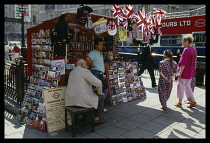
[110,4,121,25]
[149,15,156,34]
[150,15,156,27]
[134,7,145,28]
[125,4,135,22]
[144,12,151,36]
[108,21,117,36]
[122,18,128,31]
[121,6,128,18]
[155,14,162,35]
[117,8,126,22]
[153,8,167,20]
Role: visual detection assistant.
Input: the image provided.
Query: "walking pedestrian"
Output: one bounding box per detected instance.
[158,50,177,111]
[184,78,196,104]
[175,34,197,108]
[12,43,21,61]
[86,38,108,112]
[138,43,157,88]
[4,42,10,61]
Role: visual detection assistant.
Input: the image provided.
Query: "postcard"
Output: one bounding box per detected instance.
[44,81,52,88]
[37,85,43,92]
[51,79,58,88]
[54,71,61,81]
[46,71,55,80]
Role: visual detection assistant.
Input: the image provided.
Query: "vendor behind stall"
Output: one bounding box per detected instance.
[86,38,108,112]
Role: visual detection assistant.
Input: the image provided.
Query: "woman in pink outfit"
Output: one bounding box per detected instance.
[175,34,197,108]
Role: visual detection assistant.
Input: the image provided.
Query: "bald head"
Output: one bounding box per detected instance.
[76,59,85,66]
[76,59,89,69]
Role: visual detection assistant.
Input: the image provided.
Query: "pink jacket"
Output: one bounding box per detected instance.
[177,47,197,79]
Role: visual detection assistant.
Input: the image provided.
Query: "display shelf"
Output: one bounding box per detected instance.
[105,61,146,106]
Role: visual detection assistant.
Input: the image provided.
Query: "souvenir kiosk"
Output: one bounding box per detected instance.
[19,9,147,133]
[18,12,115,133]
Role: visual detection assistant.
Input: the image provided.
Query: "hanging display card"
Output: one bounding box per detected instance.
[51,59,65,75]
[43,86,66,133]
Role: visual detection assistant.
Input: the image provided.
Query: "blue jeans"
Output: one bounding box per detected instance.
[5,52,10,61]
[91,70,108,100]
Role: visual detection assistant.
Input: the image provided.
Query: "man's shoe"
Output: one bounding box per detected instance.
[94,119,105,126]
[152,85,157,88]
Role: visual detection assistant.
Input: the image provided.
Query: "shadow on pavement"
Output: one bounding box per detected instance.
[5,94,205,139]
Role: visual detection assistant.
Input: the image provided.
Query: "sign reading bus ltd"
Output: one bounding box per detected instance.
[162,15,205,35]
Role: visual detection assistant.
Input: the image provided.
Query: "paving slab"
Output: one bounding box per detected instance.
[4,73,206,139]
[121,128,157,139]
[95,125,128,138]
[138,121,169,134]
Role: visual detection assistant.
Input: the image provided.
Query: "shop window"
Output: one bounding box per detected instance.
[70,4,76,8]
[33,15,36,23]
[189,8,197,16]
[193,32,206,46]
[160,35,182,46]
[171,6,176,13]
[45,4,55,10]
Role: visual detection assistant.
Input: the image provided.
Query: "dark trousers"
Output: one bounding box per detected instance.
[94,95,104,117]
[139,64,156,86]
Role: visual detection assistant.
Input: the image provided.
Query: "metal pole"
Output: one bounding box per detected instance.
[21,11,25,48]
[137,47,140,75]
[20,7,27,62]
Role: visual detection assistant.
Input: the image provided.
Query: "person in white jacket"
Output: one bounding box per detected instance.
[4,42,10,61]
[65,59,105,125]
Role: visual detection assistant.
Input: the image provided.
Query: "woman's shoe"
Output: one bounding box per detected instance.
[160,106,167,111]
[187,102,197,108]
[184,100,191,104]
[174,102,182,108]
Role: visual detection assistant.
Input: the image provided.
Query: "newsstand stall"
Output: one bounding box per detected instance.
[18,4,165,134]
[17,11,127,133]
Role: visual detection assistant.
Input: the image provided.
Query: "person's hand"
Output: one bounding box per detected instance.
[99,93,104,96]
[92,89,104,96]
[167,78,172,83]
[177,72,182,77]
[92,89,98,94]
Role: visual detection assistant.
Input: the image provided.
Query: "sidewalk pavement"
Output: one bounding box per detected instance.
[4,73,206,139]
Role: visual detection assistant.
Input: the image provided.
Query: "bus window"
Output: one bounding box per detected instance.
[193,32,205,46]
[160,35,182,46]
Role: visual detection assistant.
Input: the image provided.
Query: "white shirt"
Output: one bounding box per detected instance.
[5,45,10,52]
[65,66,103,109]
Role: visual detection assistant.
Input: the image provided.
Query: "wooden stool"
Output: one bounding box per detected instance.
[65,106,94,137]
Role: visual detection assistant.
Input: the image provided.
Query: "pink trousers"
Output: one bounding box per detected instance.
[177,78,194,99]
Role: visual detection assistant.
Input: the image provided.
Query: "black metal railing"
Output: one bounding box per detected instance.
[4,58,29,107]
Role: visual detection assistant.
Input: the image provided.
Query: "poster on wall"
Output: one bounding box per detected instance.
[43,86,66,133]
[51,59,65,75]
